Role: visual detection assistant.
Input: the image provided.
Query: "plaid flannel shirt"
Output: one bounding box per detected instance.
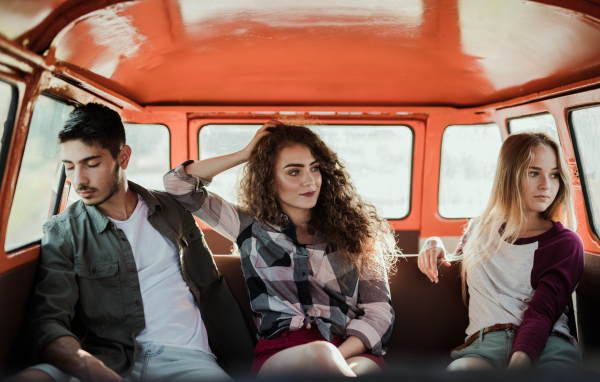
[164,161,394,355]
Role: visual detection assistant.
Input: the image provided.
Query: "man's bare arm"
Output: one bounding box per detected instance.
[42,336,124,382]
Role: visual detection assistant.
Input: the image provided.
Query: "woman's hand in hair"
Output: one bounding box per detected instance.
[417,237,451,283]
[241,120,283,161]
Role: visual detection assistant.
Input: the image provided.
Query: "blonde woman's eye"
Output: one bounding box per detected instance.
[529,171,538,177]
[551,173,559,178]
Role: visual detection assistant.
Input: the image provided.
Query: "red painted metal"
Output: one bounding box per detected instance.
[1,0,599,108]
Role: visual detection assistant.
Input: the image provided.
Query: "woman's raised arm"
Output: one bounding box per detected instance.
[184,120,281,178]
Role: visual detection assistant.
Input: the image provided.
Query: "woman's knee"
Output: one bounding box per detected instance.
[447,357,494,371]
[301,341,342,367]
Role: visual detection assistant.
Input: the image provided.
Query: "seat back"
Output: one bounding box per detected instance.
[213,254,469,360]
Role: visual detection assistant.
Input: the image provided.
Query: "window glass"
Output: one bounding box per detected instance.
[199,124,414,218]
[67,123,171,205]
[508,113,560,143]
[439,124,502,218]
[570,106,600,239]
[123,123,170,191]
[0,80,14,155]
[5,95,73,251]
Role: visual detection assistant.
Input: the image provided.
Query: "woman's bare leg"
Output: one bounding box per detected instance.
[346,357,382,375]
[446,357,494,371]
[257,341,356,378]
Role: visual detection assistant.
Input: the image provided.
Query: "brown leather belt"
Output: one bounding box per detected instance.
[452,323,518,352]
[452,323,573,353]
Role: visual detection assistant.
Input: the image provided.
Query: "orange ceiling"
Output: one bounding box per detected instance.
[2,0,600,107]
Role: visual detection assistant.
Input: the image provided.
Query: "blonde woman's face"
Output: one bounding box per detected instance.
[522,145,560,215]
[273,145,322,216]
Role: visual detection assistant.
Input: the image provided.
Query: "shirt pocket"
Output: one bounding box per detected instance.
[180,225,204,247]
[76,260,125,325]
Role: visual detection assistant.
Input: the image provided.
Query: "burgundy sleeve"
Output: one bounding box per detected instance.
[510,232,584,363]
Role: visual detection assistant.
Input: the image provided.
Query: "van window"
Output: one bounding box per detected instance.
[508,113,560,143]
[199,124,414,218]
[5,95,73,252]
[123,123,170,191]
[569,106,600,239]
[438,123,502,219]
[67,123,171,205]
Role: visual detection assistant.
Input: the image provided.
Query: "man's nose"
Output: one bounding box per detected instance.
[72,166,88,187]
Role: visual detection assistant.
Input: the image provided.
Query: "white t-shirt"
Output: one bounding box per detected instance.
[109,194,213,356]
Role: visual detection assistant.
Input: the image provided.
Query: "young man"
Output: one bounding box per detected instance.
[17,103,254,382]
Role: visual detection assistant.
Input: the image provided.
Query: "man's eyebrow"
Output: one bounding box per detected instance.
[529,166,559,170]
[283,160,318,169]
[61,155,102,164]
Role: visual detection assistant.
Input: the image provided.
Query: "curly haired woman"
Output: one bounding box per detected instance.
[163,120,399,377]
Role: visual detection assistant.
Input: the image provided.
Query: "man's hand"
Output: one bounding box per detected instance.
[77,352,125,382]
[42,336,125,382]
[507,350,532,369]
[417,237,451,283]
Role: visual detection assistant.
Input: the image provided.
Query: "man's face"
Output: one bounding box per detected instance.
[61,140,122,207]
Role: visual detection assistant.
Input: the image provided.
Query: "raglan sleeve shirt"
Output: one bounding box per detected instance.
[510,229,584,363]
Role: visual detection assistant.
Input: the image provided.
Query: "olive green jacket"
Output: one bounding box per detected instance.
[28,182,254,376]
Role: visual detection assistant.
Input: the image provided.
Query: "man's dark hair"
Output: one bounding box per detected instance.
[58,103,126,159]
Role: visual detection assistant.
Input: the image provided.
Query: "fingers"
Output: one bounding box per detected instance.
[429,249,438,283]
[417,250,435,282]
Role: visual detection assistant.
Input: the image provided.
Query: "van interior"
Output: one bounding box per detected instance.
[0,0,599,380]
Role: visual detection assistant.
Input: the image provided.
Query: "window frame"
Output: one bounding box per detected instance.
[507,111,560,143]
[567,104,600,242]
[197,122,416,220]
[0,79,19,191]
[4,92,75,253]
[437,122,503,220]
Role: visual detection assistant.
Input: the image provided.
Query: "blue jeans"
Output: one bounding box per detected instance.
[27,344,232,382]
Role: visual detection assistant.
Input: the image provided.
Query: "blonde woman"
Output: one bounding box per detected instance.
[164,121,398,377]
[418,132,583,370]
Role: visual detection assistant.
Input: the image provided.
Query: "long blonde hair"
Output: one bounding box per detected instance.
[452,132,576,304]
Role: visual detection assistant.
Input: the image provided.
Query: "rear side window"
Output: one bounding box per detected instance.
[569,106,600,239]
[5,95,73,252]
[508,113,560,143]
[438,124,502,218]
[199,124,414,219]
[123,123,170,191]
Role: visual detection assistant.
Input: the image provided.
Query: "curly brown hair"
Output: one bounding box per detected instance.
[237,123,399,279]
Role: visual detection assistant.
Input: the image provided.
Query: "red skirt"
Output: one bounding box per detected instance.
[251,327,388,375]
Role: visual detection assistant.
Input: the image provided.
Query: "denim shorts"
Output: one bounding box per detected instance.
[27,344,232,382]
[451,330,582,369]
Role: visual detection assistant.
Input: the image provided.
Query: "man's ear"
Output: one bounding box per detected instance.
[118,145,132,170]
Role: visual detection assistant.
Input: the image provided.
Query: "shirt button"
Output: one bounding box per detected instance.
[129,268,136,273]
[91,269,96,274]
[121,238,127,242]
[135,300,140,305]
[301,272,306,276]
